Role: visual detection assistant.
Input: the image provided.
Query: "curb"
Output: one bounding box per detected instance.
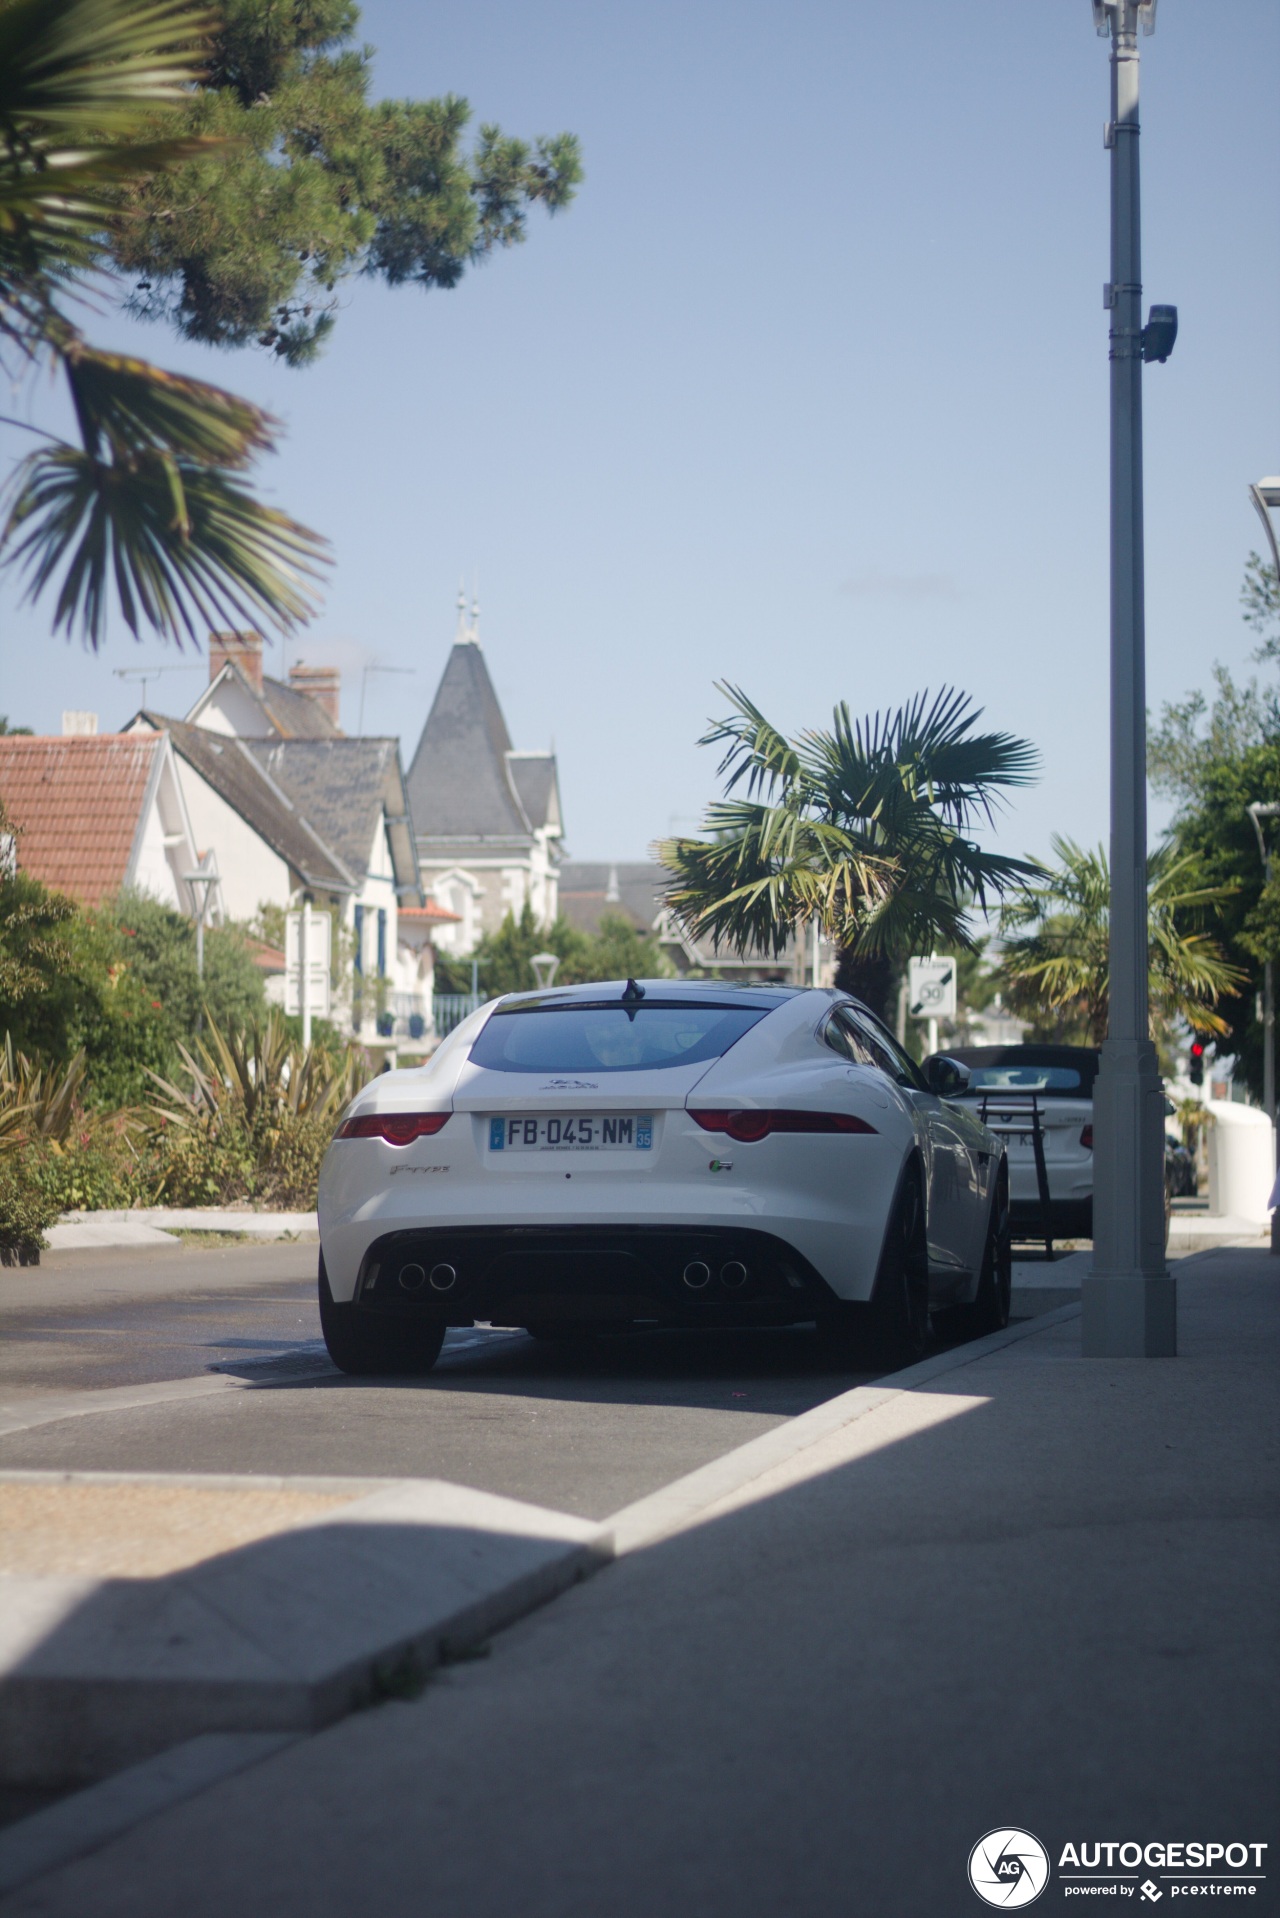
[606,1302,1082,1555]
[0,1475,612,1792]
[47,1209,318,1253]
[0,1309,1083,1891]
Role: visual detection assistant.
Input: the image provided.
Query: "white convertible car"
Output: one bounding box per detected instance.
[317,980,1010,1376]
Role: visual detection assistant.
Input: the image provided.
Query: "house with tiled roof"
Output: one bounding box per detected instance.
[240,737,425,1038]
[130,646,438,1052]
[183,631,343,741]
[406,597,563,955]
[0,728,214,920]
[129,714,353,918]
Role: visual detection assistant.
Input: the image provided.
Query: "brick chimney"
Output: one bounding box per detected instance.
[288,662,341,727]
[209,630,264,692]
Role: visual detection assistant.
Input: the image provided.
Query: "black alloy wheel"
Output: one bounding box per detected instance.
[865,1175,931,1368]
[952,1179,1012,1339]
[318,1255,446,1377]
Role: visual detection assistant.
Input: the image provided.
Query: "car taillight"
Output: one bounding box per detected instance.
[689,1109,877,1142]
[1080,1124,1093,1149]
[337,1112,451,1144]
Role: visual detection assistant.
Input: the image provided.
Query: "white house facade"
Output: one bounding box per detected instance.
[406,601,564,955]
[0,726,220,921]
[127,639,439,1056]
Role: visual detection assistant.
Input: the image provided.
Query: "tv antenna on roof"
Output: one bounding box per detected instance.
[358,661,415,736]
[112,664,203,712]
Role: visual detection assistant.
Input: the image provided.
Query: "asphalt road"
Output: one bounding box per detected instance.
[0,1241,886,1520]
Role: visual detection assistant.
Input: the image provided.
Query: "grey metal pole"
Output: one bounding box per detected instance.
[301,897,312,1054]
[1247,489,1280,1247]
[1245,801,1280,1250]
[1083,0,1176,1357]
[1269,943,1278,1254]
[1266,951,1275,1121]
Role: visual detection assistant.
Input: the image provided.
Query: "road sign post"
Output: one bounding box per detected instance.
[908,956,956,1057]
[285,906,331,1049]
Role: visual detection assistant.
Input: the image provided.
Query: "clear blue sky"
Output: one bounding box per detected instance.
[2,0,1276,869]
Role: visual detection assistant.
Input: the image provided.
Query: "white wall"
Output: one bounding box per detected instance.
[420,850,560,955]
[425,867,483,955]
[128,794,184,908]
[347,811,430,1041]
[186,677,272,738]
[176,760,292,921]
[126,750,207,915]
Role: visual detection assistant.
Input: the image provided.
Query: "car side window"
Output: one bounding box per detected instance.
[845,1008,928,1092]
[821,1014,863,1063]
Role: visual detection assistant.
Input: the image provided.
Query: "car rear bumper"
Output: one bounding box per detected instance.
[344,1224,842,1330]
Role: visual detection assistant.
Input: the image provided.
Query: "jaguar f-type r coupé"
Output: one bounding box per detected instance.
[316,980,1010,1375]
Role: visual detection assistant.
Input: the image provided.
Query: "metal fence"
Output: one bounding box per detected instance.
[432,993,485,1037]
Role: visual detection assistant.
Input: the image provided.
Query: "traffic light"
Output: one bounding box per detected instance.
[1188,1040,1205,1087]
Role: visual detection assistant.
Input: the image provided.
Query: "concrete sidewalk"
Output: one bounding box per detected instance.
[0,1246,1273,1916]
[45,1211,318,1253]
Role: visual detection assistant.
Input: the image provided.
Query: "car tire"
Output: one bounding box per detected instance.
[318,1255,446,1377]
[952,1178,1012,1340]
[865,1174,931,1369]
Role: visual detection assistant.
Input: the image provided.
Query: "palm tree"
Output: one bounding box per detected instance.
[996,835,1244,1045]
[658,685,1041,1022]
[0,0,326,647]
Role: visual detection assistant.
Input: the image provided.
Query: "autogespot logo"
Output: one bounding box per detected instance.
[969,1829,1051,1908]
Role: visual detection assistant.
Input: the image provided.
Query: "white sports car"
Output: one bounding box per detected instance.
[317,980,1010,1376]
[937,1045,1099,1244]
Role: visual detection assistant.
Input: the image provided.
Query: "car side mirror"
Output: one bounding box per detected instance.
[924,1056,971,1098]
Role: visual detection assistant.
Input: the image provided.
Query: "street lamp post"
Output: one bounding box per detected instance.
[1247,479,1280,584]
[1083,0,1177,1357]
[530,951,560,990]
[1246,485,1280,1251]
[1246,801,1280,1252]
[182,859,220,1035]
[182,853,220,984]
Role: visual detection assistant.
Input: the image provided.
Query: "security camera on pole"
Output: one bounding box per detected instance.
[1084,0,1177,1357]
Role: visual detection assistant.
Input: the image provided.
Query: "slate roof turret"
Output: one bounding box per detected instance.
[406,593,565,868]
[406,636,532,842]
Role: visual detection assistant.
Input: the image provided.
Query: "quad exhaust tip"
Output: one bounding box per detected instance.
[398,1262,427,1293]
[720,1260,748,1290]
[429,1262,459,1293]
[682,1260,712,1290]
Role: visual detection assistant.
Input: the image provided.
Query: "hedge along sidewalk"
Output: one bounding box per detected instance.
[47,1209,318,1251]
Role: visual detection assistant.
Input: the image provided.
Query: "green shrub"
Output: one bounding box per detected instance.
[434,903,673,996]
[142,1011,369,1211]
[256,1113,334,1210]
[0,1010,365,1217]
[26,1138,132,1212]
[0,1153,64,1263]
[143,1110,258,1207]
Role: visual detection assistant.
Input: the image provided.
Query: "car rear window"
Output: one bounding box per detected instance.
[468,1003,768,1075]
[964,1065,1088,1094]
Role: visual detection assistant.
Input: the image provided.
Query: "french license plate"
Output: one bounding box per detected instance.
[488,1114,653,1153]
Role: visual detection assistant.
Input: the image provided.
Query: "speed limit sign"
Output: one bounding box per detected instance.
[908,955,956,1022]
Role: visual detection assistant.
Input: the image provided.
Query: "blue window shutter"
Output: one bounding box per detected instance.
[353,904,364,975]
[377,908,387,978]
